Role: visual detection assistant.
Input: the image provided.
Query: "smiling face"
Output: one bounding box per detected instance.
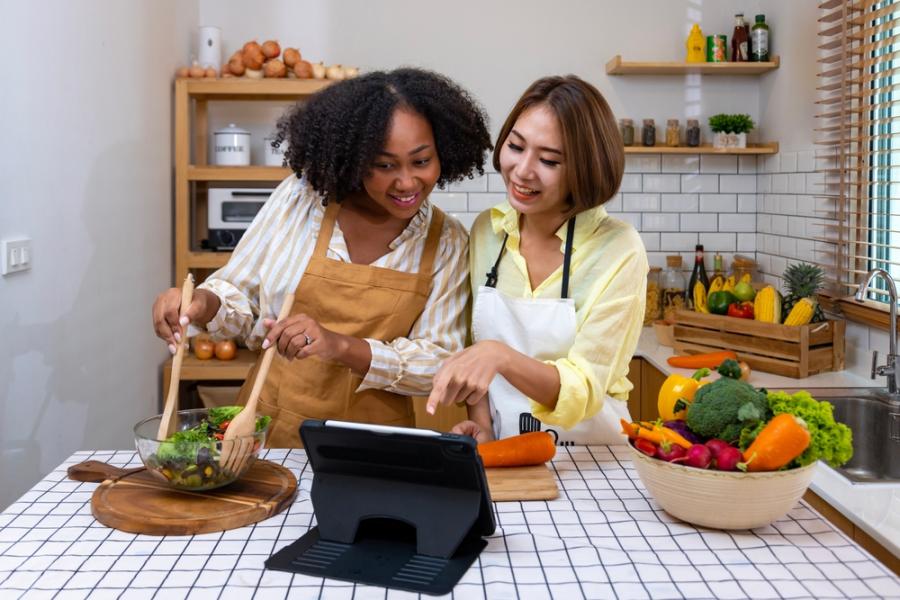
[498,103,571,221]
[358,107,441,220]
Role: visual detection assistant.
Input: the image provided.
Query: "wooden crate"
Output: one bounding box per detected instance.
[671,310,846,378]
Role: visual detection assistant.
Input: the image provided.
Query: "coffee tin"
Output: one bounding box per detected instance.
[214,124,251,166]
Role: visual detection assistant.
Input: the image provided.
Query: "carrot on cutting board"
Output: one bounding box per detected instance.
[667,350,738,369]
[477,431,556,468]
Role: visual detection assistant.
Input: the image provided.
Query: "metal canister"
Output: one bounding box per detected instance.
[706,35,727,62]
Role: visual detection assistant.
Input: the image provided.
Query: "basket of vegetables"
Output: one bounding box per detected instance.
[134,407,270,491]
[622,359,853,530]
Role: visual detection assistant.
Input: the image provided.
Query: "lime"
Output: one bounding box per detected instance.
[733,281,756,302]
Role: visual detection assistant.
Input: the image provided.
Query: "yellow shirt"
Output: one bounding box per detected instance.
[470,202,648,429]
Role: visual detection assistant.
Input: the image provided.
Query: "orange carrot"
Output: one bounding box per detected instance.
[743,413,811,472]
[477,431,556,468]
[667,350,738,369]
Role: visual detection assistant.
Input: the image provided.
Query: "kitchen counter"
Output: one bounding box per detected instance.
[1,448,898,599]
[635,328,900,563]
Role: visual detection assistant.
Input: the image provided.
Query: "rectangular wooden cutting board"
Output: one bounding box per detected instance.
[485,464,558,501]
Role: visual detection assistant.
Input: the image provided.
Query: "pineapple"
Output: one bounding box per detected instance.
[782,262,827,322]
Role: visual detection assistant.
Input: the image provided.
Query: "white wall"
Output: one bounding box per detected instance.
[0,1,197,509]
[2,0,859,508]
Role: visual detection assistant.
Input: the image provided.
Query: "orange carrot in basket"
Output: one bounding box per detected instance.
[667,351,738,369]
[742,413,811,472]
[477,431,556,468]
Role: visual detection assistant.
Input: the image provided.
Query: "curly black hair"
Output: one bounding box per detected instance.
[274,68,492,202]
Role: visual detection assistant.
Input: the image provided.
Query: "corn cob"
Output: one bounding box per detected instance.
[708,276,724,294]
[722,275,736,293]
[753,285,783,324]
[740,273,752,284]
[783,297,816,326]
[693,281,709,313]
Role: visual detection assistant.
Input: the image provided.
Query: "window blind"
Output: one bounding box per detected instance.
[816,0,900,303]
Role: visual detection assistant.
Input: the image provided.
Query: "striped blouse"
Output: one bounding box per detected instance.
[198,175,470,396]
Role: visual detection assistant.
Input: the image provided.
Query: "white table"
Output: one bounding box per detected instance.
[1,446,898,599]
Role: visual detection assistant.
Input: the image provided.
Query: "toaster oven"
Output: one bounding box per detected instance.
[207,187,274,250]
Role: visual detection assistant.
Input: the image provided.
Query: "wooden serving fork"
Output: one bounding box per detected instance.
[157,274,195,440]
[219,292,295,475]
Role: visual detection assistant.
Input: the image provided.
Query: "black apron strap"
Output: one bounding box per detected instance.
[485,216,576,297]
[561,217,576,299]
[484,233,508,288]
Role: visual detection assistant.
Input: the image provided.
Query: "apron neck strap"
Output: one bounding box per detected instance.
[560,217,576,299]
[313,201,342,258]
[485,216,577,298]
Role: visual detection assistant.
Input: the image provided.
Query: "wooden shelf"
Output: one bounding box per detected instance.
[187,251,231,269]
[606,55,780,75]
[187,166,292,182]
[624,143,779,155]
[179,77,333,100]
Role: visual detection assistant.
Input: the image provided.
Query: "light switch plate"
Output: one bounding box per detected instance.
[1,239,32,275]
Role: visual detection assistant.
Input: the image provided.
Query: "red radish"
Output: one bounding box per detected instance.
[656,442,687,462]
[714,446,745,471]
[683,444,712,469]
[634,438,658,457]
[705,439,731,459]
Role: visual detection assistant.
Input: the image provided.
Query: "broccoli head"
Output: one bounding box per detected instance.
[685,377,770,442]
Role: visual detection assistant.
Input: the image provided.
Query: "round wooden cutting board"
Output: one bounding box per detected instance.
[90,459,297,536]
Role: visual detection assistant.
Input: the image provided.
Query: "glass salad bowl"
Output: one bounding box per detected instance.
[134,407,269,491]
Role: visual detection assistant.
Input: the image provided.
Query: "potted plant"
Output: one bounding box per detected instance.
[709,113,755,148]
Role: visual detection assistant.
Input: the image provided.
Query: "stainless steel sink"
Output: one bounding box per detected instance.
[807,389,900,483]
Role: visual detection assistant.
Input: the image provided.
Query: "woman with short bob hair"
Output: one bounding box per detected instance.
[427,75,647,445]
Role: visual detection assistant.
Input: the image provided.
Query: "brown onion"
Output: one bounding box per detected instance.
[228,55,245,76]
[242,48,264,70]
[263,59,287,78]
[242,40,262,55]
[293,60,313,79]
[283,48,301,67]
[175,66,190,78]
[189,63,206,78]
[261,40,281,59]
[204,66,217,78]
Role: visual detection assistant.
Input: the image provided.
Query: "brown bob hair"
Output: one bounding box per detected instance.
[492,75,624,212]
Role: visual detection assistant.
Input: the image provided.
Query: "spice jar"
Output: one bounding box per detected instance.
[642,119,656,147]
[731,254,758,283]
[665,119,680,147]
[620,118,635,146]
[645,267,662,325]
[662,255,686,319]
[686,119,701,147]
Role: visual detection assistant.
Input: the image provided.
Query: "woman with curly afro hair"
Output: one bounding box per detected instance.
[153,68,492,447]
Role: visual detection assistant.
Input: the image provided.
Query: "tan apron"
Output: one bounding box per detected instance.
[237,201,445,447]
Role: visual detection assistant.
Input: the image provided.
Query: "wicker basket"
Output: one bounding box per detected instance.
[628,444,816,530]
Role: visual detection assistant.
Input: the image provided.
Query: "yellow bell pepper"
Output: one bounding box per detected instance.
[657,368,710,421]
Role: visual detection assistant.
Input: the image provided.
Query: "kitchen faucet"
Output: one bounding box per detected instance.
[855,268,900,396]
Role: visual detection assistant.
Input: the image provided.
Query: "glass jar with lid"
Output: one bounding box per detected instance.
[642,119,656,146]
[686,119,701,147]
[620,118,635,146]
[662,255,687,319]
[665,119,680,147]
[731,254,758,283]
[645,267,662,325]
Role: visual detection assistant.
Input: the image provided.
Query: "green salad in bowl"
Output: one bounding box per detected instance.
[134,407,270,491]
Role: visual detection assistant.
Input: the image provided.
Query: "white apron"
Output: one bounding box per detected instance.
[471,218,631,445]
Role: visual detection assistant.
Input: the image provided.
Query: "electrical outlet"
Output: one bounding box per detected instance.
[1,239,32,275]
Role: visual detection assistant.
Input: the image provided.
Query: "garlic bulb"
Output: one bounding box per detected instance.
[343,66,359,79]
[311,62,326,80]
[325,64,345,80]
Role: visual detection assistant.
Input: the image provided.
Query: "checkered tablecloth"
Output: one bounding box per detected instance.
[0,446,898,599]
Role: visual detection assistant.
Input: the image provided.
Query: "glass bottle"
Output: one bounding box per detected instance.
[713,254,726,280]
[751,14,770,62]
[686,119,701,147]
[620,118,634,146]
[662,255,686,319]
[642,119,656,147]
[731,14,750,62]
[645,267,662,325]
[686,244,710,310]
[665,119,680,147]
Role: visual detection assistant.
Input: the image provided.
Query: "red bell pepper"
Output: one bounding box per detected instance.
[727,301,754,319]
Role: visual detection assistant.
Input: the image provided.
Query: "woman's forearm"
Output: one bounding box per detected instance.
[497,344,561,410]
[333,333,373,377]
